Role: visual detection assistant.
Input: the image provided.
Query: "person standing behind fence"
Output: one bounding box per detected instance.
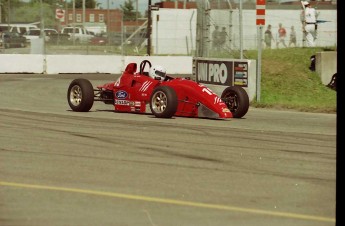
[276,23,287,48]
[264,24,274,49]
[219,27,227,50]
[301,1,317,47]
[289,26,297,47]
[212,25,220,50]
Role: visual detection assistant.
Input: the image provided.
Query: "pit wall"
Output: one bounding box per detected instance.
[315,51,337,85]
[0,54,193,75]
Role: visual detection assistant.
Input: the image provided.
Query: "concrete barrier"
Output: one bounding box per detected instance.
[0,54,44,73]
[315,51,337,85]
[0,54,193,75]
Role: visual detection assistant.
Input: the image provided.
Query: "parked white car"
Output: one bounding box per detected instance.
[9,24,38,35]
[61,27,94,43]
[23,28,58,43]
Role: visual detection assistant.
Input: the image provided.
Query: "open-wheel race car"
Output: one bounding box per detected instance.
[67,60,249,119]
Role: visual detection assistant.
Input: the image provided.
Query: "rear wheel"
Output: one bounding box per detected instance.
[221,86,249,118]
[67,79,94,112]
[150,86,178,118]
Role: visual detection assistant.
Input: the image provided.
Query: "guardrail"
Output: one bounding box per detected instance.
[0,54,193,75]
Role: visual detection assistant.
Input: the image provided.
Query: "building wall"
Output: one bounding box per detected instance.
[60,8,123,33]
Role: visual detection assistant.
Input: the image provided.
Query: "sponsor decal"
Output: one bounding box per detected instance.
[200,86,215,95]
[194,59,249,87]
[234,63,248,71]
[115,100,130,105]
[234,62,248,87]
[114,78,121,87]
[196,60,233,85]
[200,86,223,103]
[222,108,230,112]
[139,81,152,92]
[235,71,248,79]
[213,96,222,104]
[115,90,128,99]
[129,101,141,107]
[234,78,248,86]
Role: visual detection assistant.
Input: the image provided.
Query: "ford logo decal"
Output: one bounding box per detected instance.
[115,90,128,99]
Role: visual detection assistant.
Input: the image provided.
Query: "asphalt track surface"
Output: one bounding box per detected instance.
[0,74,336,226]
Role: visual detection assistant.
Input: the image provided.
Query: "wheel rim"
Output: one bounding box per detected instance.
[223,92,238,112]
[151,91,168,113]
[69,85,82,106]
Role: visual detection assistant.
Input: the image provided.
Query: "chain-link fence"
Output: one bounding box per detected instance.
[195,0,337,59]
[0,0,337,57]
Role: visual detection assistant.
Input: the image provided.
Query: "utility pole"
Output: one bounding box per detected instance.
[7,0,10,26]
[147,0,152,55]
[136,0,138,28]
[0,0,2,23]
[40,0,45,55]
[239,0,243,59]
[65,0,68,28]
[72,0,75,45]
[40,0,44,37]
[107,0,110,33]
[82,0,85,28]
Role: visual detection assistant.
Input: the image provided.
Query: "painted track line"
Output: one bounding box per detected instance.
[0,181,335,223]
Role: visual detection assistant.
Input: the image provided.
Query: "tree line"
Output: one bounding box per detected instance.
[0,0,141,28]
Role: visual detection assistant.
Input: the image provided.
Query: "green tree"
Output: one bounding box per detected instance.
[1,0,23,23]
[12,2,57,28]
[120,0,136,21]
[65,0,96,9]
[75,0,96,9]
[1,0,96,27]
[28,0,96,8]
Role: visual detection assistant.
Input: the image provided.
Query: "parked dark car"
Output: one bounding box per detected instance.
[89,33,108,45]
[0,31,27,48]
[0,24,10,32]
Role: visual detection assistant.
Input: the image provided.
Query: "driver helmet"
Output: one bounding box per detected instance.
[149,65,166,80]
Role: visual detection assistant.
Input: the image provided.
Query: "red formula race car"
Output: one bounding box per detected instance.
[67,60,249,119]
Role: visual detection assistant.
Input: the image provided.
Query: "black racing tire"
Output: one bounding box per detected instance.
[150,86,178,118]
[221,86,249,118]
[67,78,94,112]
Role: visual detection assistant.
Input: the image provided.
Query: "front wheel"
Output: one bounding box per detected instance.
[221,86,249,118]
[67,78,94,112]
[150,86,178,118]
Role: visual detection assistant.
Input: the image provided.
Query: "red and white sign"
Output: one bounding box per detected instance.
[256,0,266,25]
[55,9,65,20]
